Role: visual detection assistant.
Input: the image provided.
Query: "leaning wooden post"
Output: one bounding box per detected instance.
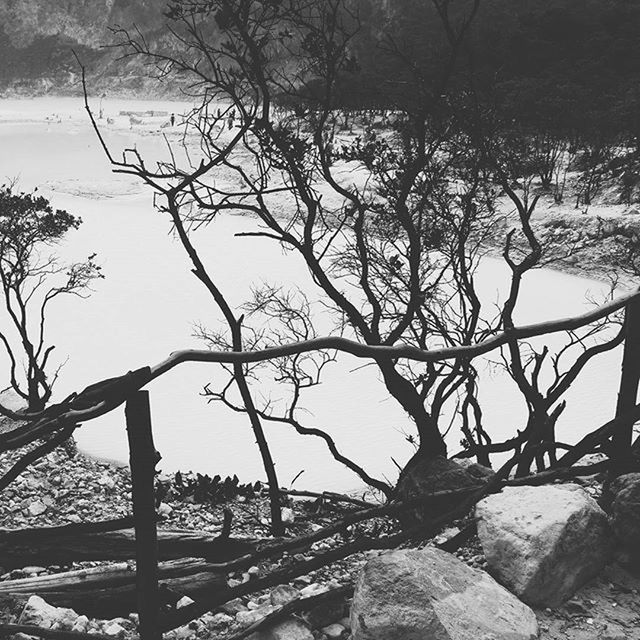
[612,296,640,466]
[125,391,161,640]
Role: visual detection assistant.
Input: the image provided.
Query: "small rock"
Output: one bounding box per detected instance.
[219,598,247,615]
[102,622,125,637]
[271,584,300,606]
[98,475,116,489]
[321,623,346,638]
[269,619,313,640]
[206,612,233,627]
[157,502,173,517]
[299,583,329,598]
[71,615,90,633]
[176,595,194,608]
[173,625,192,640]
[28,501,47,516]
[21,566,47,575]
[282,507,295,524]
[236,606,275,625]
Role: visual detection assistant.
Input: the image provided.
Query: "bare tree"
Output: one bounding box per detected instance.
[0,185,102,414]
[86,0,502,492]
[472,114,626,476]
[81,0,629,510]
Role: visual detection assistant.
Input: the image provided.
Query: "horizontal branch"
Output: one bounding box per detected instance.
[151,287,638,376]
[3,289,636,451]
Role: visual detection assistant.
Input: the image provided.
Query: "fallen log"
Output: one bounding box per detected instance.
[0,526,256,569]
[0,559,226,618]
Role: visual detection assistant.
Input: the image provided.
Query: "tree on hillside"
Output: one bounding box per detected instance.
[0,185,102,414]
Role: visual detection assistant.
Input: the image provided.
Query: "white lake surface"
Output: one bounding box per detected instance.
[0,97,625,492]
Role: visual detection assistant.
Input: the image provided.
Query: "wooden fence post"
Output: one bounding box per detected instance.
[125,391,161,640]
[612,297,640,465]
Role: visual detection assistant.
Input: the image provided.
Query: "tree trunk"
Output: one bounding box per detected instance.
[0,527,256,569]
[613,298,640,466]
[0,559,226,618]
[376,360,447,459]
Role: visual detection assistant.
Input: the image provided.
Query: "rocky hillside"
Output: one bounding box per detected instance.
[0,0,169,95]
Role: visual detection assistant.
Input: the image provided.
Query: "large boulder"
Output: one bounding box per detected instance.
[394,456,486,525]
[350,548,538,640]
[609,473,640,560]
[476,484,612,607]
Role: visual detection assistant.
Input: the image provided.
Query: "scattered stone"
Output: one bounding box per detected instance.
[175,595,194,608]
[476,484,612,607]
[350,548,538,640]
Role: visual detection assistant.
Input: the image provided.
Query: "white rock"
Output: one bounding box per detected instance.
[71,615,90,633]
[299,583,329,598]
[281,507,295,524]
[19,595,79,630]
[173,625,192,640]
[269,619,314,640]
[350,548,538,640]
[28,501,47,516]
[236,605,276,625]
[321,622,346,638]
[98,474,116,489]
[102,622,125,637]
[206,612,233,627]
[476,483,612,607]
[157,502,173,516]
[22,566,47,575]
[270,584,300,606]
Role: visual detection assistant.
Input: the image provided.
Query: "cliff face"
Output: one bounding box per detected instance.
[0,0,168,95]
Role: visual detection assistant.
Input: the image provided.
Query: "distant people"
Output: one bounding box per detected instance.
[170,113,175,127]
